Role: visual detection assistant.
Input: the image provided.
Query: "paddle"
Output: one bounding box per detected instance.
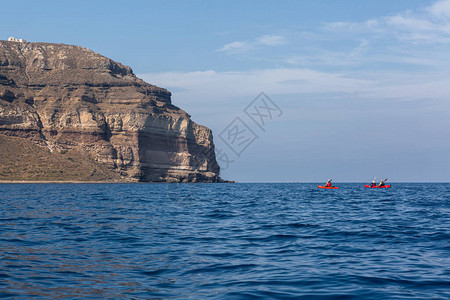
[379,178,388,187]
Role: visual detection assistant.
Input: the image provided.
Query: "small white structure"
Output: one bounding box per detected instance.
[8,37,26,43]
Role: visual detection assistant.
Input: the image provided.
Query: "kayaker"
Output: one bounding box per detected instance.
[378,179,385,187]
[371,178,376,187]
[325,179,332,187]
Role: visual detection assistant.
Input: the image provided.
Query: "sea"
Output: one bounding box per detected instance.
[0,183,449,299]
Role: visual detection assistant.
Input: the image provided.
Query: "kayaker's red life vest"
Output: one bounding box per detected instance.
[325,182,332,187]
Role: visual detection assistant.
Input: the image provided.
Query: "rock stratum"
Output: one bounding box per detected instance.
[0,40,221,182]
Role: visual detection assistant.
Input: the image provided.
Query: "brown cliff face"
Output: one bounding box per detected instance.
[0,40,220,182]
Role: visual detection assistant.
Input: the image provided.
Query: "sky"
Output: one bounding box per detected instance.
[2,0,450,182]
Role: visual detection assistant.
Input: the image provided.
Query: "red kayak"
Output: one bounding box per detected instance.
[364,185,391,188]
[318,185,339,189]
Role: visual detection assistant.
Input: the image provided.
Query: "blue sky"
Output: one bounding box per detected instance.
[2,0,450,182]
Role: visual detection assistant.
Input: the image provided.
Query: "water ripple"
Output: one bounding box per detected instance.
[0,183,449,299]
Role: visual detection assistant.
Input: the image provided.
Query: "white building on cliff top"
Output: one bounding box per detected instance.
[8,37,26,43]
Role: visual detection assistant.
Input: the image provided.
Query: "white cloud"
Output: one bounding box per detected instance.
[428,0,450,18]
[140,68,371,101]
[384,14,434,32]
[142,1,450,123]
[218,41,252,53]
[256,35,286,46]
[349,40,369,59]
[326,0,450,39]
[291,0,450,75]
[218,34,285,54]
[139,67,450,107]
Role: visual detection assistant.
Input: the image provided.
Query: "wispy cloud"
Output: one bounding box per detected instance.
[428,0,450,18]
[215,2,450,71]
[278,0,450,72]
[218,34,286,53]
[139,67,450,106]
[256,35,286,46]
[142,1,450,119]
[326,0,450,41]
[218,41,252,53]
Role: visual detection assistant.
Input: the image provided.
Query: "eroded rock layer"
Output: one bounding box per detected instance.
[0,40,220,182]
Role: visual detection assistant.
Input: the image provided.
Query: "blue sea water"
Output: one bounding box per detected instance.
[0,183,449,299]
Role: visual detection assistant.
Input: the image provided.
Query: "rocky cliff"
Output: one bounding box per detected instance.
[0,40,220,182]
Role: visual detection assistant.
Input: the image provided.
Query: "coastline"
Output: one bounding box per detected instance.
[0,180,134,184]
[0,180,235,184]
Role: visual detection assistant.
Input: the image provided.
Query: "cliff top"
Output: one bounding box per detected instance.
[0,40,169,97]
